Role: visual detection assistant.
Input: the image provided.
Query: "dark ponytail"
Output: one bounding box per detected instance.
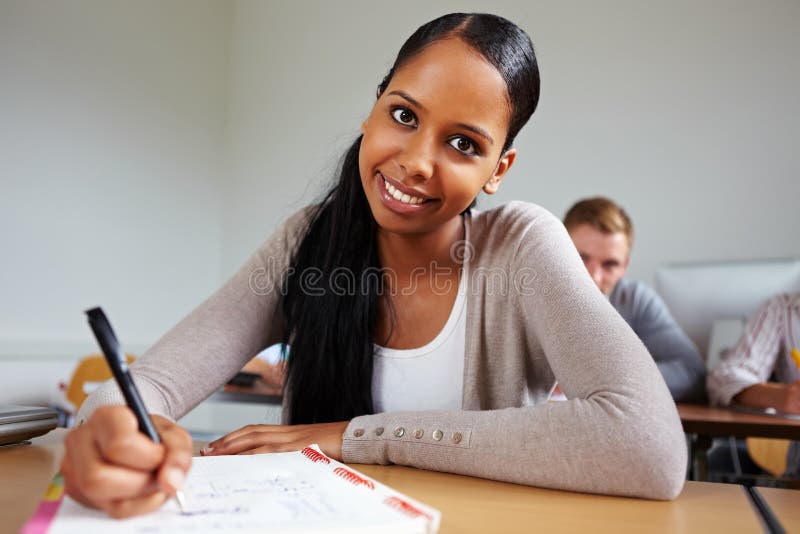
[283,13,540,424]
[282,136,380,423]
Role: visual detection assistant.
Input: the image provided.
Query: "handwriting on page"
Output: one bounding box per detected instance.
[47,446,438,534]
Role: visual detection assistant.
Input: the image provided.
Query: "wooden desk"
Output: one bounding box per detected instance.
[755,487,800,531]
[677,404,800,480]
[356,464,766,533]
[679,404,800,440]
[2,429,768,533]
[1,429,65,534]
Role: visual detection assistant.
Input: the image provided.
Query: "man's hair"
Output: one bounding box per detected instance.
[563,197,634,247]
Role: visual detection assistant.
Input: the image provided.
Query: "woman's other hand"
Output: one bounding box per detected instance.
[201,421,349,461]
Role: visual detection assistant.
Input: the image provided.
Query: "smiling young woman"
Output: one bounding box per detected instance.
[64,13,687,518]
[359,37,514,236]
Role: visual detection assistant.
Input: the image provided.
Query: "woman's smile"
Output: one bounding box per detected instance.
[375,172,437,215]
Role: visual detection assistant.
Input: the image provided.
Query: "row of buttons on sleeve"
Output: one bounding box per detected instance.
[352,426,464,444]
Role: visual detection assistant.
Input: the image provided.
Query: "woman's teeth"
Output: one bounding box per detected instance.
[384,178,425,205]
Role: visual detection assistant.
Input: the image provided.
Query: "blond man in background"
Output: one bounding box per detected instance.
[563,197,706,402]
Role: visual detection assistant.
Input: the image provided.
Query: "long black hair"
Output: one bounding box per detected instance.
[282,13,541,424]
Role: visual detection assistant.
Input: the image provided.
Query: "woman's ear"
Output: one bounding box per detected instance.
[483,148,517,195]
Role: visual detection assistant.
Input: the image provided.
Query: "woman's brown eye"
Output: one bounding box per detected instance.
[391,107,417,126]
[449,136,477,155]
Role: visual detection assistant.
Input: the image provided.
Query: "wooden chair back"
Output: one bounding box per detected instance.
[746,437,791,476]
[65,354,136,410]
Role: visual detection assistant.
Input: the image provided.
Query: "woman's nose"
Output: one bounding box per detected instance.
[397,131,435,180]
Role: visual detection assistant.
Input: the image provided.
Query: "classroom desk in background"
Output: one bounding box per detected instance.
[4,429,798,533]
[212,381,282,404]
[178,381,283,438]
[677,403,800,481]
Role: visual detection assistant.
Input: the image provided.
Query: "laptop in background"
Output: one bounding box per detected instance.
[0,405,58,446]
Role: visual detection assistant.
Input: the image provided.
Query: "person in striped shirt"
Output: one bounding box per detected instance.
[707,292,800,478]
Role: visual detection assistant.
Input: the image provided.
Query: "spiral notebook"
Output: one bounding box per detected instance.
[22,445,440,534]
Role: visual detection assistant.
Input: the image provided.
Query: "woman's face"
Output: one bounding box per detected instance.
[359,38,516,236]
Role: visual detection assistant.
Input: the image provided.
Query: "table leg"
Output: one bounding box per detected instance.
[690,434,713,481]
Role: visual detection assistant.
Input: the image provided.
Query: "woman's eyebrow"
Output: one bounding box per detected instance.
[454,122,494,146]
[389,90,427,111]
[388,90,495,146]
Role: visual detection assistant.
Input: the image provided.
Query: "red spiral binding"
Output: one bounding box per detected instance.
[383,496,433,521]
[300,447,331,464]
[333,467,375,490]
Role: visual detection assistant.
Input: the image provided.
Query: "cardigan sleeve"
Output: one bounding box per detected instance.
[342,203,686,500]
[76,208,311,424]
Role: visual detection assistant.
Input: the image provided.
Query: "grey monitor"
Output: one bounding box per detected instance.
[655,258,800,361]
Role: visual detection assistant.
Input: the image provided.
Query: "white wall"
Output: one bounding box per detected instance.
[223,0,800,284]
[0,0,231,404]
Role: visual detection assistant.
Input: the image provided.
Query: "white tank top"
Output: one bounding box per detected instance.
[371,262,467,413]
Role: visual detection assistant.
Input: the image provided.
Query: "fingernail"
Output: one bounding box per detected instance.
[165,468,186,490]
[200,446,214,455]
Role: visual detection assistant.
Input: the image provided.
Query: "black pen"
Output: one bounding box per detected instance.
[85,307,187,513]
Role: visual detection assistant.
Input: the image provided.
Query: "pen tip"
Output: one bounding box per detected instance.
[175,490,188,514]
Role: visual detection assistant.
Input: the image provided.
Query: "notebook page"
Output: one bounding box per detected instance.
[47,446,440,534]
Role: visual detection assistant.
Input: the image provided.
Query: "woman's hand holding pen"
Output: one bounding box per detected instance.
[61,406,192,518]
[201,421,349,461]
